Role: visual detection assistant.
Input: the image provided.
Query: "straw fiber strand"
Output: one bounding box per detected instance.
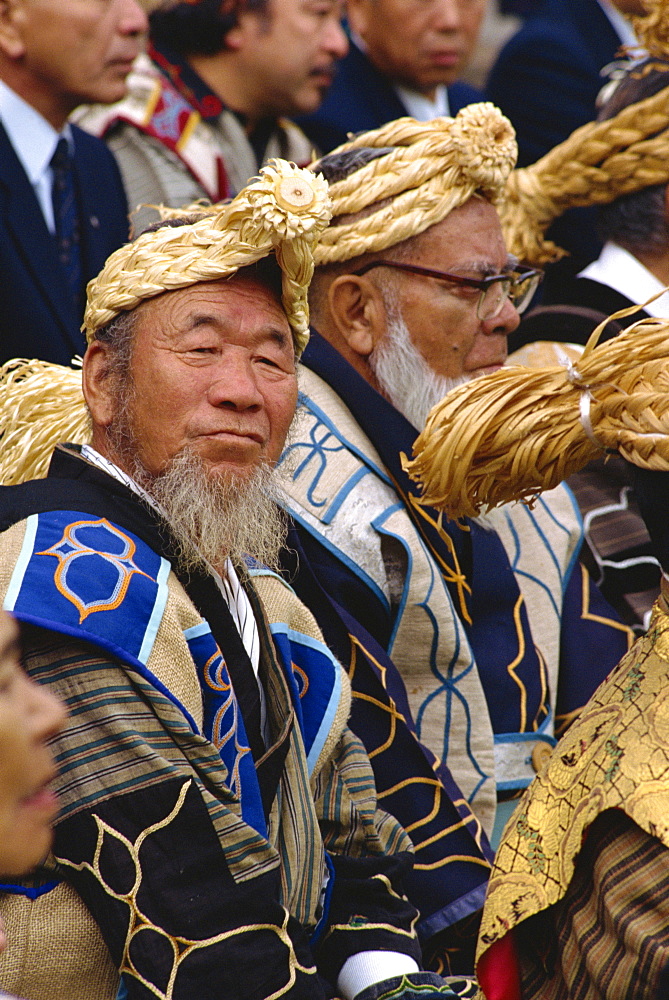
[404,317,669,519]
[84,159,331,354]
[311,104,517,266]
[502,87,669,265]
[0,359,89,485]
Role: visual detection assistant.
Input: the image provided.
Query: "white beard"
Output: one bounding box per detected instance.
[368,304,504,530]
[368,307,473,430]
[132,448,288,574]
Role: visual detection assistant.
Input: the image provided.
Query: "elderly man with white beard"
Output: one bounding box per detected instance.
[275,107,633,973]
[0,163,481,1000]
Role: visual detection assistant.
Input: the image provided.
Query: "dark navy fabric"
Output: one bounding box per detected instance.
[485,0,623,168]
[297,39,481,154]
[0,121,129,365]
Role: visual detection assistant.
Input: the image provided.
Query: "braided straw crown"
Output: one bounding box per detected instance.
[83,159,332,354]
[310,103,517,266]
[403,315,669,520]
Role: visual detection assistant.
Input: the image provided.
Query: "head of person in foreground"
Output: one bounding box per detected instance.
[36,160,331,575]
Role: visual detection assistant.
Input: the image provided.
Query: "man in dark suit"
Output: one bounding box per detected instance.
[485,0,644,269]
[297,0,484,154]
[0,0,147,366]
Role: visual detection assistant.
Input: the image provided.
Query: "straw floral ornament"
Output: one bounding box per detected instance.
[403,314,669,520]
[84,158,331,354]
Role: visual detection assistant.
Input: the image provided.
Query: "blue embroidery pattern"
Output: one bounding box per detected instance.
[38,519,151,624]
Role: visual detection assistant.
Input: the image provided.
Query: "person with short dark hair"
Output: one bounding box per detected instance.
[76,0,348,233]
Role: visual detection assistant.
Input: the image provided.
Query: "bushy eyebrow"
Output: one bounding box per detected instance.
[185,313,293,352]
[455,253,520,279]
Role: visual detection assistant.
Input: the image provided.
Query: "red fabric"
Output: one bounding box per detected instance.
[477,931,523,1000]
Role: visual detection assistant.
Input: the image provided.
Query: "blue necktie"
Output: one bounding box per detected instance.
[50,137,82,316]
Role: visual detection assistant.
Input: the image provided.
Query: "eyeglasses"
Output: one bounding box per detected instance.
[351,260,544,320]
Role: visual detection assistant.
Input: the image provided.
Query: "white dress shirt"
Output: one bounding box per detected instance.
[579,241,669,319]
[394,83,450,121]
[597,0,639,48]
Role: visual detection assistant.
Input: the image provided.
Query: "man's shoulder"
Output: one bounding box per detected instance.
[488,0,617,70]
[293,365,389,477]
[448,80,482,114]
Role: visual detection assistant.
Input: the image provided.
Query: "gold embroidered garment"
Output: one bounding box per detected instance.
[477,584,669,971]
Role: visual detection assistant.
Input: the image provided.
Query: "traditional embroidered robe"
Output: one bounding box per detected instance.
[476,583,669,1000]
[0,447,420,1000]
[279,333,630,954]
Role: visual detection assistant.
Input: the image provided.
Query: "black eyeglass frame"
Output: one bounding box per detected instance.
[351,260,544,318]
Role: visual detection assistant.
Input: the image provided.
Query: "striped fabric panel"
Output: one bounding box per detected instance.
[518,809,669,999]
[314,727,413,860]
[21,624,280,884]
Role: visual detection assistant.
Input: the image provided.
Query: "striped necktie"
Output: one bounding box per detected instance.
[50,137,82,315]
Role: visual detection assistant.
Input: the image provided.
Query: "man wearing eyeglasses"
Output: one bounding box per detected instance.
[276,108,631,974]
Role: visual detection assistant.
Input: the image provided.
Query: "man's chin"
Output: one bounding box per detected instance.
[197,458,264,487]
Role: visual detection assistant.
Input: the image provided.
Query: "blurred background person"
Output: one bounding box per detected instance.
[77,0,348,232]
[485,0,646,271]
[298,0,486,153]
[0,0,146,365]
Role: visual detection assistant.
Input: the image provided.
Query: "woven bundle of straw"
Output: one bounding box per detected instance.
[312,103,517,266]
[0,359,90,485]
[501,85,669,265]
[403,317,669,519]
[84,159,331,353]
[633,0,669,59]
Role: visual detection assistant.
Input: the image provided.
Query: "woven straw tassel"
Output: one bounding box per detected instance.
[403,316,669,520]
[0,359,90,485]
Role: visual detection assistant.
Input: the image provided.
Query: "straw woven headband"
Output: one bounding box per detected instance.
[310,103,518,266]
[83,159,331,355]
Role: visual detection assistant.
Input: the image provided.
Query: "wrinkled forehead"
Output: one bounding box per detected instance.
[390,198,508,265]
[131,273,292,346]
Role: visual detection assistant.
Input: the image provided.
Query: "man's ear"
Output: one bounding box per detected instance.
[225,10,259,52]
[327,274,386,359]
[0,0,26,60]
[82,341,115,430]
